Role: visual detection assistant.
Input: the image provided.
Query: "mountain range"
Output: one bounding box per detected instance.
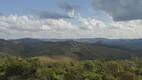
[9,38,142,45]
[0,38,141,60]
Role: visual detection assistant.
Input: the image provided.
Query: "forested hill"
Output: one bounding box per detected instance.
[0,39,142,60]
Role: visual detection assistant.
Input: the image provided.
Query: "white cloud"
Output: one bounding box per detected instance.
[67,9,75,18]
[79,17,106,30]
[0,15,142,39]
[0,15,76,31]
[56,1,79,18]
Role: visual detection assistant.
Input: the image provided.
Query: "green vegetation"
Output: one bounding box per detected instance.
[0,56,141,80]
[0,39,142,79]
[0,39,142,60]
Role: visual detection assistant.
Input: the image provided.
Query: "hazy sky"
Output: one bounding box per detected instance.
[0,0,142,39]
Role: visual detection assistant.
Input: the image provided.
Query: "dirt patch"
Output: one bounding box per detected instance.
[38,55,79,63]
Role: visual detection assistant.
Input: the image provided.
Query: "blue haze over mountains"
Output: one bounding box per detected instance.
[8,38,142,45]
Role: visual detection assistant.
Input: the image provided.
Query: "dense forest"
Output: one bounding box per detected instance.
[0,55,142,80]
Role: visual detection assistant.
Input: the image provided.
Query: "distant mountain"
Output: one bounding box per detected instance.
[8,38,142,45]
[0,39,142,60]
[77,38,142,45]
[8,38,70,42]
[8,38,43,42]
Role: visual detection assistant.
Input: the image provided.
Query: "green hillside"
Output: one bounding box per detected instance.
[0,39,141,60]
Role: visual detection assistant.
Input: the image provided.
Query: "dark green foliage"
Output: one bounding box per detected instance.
[0,56,141,80]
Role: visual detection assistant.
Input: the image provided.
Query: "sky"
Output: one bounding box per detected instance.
[0,0,142,39]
